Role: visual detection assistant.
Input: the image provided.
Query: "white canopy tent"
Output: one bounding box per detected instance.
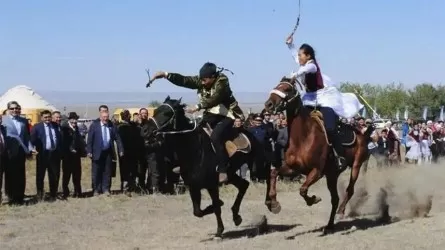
[0,85,58,124]
[0,85,57,111]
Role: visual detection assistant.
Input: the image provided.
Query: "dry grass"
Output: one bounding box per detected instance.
[1,158,445,250]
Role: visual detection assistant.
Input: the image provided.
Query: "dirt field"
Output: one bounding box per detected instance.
[1,159,444,250]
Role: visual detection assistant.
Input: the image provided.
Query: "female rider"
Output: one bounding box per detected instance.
[285,35,364,169]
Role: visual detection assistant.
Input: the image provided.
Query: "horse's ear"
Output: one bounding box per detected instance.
[178,97,182,103]
[164,95,170,102]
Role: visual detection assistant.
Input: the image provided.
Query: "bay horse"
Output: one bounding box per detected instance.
[264,77,373,234]
[144,96,265,239]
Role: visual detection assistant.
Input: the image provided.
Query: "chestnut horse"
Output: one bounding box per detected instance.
[264,77,373,234]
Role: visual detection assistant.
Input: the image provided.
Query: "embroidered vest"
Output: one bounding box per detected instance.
[305,61,324,93]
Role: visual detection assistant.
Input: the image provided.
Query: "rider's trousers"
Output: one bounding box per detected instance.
[319,107,338,132]
[208,116,234,173]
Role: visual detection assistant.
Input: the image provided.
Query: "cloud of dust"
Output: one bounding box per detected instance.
[339,160,442,220]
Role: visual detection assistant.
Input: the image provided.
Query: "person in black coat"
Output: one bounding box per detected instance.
[248,115,270,182]
[0,116,8,203]
[140,117,165,194]
[61,112,86,198]
[117,110,142,194]
[376,129,389,167]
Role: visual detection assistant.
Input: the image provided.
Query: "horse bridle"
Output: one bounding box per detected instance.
[269,80,300,112]
[149,103,198,135]
[149,103,177,131]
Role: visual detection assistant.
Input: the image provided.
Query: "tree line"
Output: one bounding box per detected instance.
[339,82,445,120]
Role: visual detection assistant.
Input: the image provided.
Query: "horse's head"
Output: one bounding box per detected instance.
[151,95,188,132]
[264,76,301,113]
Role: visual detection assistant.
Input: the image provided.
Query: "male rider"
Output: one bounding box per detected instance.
[150,62,244,183]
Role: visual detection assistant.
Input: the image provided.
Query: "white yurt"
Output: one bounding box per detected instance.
[0,85,58,125]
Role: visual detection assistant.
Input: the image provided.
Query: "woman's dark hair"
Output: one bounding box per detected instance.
[299,43,316,61]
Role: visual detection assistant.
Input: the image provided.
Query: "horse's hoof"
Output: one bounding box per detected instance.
[336,212,345,220]
[233,215,242,226]
[322,226,335,235]
[306,196,322,206]
[213,236,223,241]
[270,201,282,214]
[313,196,322,204]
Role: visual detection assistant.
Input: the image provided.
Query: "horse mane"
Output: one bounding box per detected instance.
[362,124,375,141]
[280,76,296,84]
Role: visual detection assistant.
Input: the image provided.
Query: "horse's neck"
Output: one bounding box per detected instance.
[173,129,208,168]
[286,106,312,142]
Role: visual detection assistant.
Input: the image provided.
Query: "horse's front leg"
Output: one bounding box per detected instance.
[300,167,323,206]
[323,170,340,235]
[207,187,224,240]
[228,173,249,226]
[189,186,212,218]
[266,166,281,214]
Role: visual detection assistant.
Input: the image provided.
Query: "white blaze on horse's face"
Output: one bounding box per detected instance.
[265,80,297,112]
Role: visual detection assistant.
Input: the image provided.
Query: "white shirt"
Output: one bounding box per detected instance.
[10,115,22,134]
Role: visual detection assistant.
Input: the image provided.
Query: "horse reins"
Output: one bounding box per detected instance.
[149,103,176,131]
[157,119,198,135]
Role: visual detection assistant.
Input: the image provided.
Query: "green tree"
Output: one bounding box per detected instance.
[339,82,444,120]
[377,82,408,117]
[407,83,440,118]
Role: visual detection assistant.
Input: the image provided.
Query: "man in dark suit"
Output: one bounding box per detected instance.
[61,112,85,198]
[87,111,123,196]
[0,115,8,203]
[30,110,63,201]
[2,101,32,204]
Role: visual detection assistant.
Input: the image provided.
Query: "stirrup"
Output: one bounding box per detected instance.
[337,156,347,169]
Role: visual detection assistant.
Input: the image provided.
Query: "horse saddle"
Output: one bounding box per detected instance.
[203,124,252,157]
[310,110,357,146]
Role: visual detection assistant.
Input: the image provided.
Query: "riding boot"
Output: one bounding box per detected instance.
[215,141,230,184]
[327,131,347,170]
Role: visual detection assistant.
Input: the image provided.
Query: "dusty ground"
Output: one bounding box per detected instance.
[0,159,444,250]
